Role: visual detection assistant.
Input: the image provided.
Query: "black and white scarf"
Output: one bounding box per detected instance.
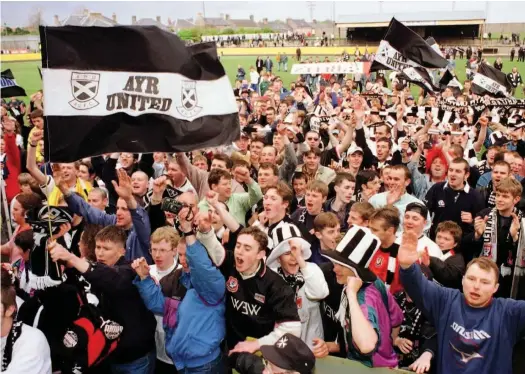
[477,160,491,176]
[482,207,523,265]
[486,181,496,208]
[1,321,23,371]
[277,267,305,295]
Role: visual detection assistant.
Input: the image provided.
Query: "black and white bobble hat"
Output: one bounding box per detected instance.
[266,223,311,269]
[321,225,381,282]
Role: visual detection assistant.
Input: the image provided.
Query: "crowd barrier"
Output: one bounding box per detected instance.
[218,46,378,56]
[0,47,378,62]
[1,52,42,62]
[235,355,409,373]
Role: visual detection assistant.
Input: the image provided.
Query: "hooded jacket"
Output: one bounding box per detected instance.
[134,240,226,370]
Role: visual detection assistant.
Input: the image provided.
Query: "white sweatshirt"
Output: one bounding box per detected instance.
[0,323,52,374]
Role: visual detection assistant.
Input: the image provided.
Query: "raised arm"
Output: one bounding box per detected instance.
[207,191,240,233]
[398,232,455,325]
[473,117,488,153]
[346,276,380,355]
[25,129,47,185]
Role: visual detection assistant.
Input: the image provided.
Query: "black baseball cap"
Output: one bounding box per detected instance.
[260,334,315,374]
[405,202,428,219]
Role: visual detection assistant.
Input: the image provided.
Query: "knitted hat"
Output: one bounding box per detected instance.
[321,225,380,282]
[267,223,311,268]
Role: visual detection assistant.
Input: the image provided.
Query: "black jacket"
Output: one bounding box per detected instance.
[319,262,346,358]
[220,252,299,348]
[428,252,465,290]
[82,257,156,364]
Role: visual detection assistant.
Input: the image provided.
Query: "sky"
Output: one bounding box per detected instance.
[1,0,525,27]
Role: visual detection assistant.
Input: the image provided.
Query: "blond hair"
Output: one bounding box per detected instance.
[151,226,181,249]
[496,177,523,198]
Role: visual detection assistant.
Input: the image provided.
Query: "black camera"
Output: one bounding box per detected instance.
[161,198,184,215]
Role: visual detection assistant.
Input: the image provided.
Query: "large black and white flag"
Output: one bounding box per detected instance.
[371,18,448,71]
[1,69,27,98]
[371,18,448,92]
[472,63,513,98]
[40,26,239,162]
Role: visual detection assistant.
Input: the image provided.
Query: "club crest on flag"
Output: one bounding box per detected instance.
[177,80,202,117]
[69,72,100,110]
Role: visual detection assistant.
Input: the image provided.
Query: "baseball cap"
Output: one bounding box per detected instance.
[260,334,315,374]
[348,145,364,154]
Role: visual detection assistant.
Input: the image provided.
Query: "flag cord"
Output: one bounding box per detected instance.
[41,26,61,277]
[44,164,61,278]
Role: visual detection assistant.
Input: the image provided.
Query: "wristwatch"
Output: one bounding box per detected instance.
[182,228,196,237]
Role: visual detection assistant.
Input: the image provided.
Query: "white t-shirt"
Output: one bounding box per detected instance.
[0,323,52,374]
[249,71,260,85]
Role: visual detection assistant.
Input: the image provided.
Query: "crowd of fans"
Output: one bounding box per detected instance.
[1,46,525,374]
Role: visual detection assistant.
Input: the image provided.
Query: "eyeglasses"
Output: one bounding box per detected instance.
[307,137,319,141]
[150,248,173,254]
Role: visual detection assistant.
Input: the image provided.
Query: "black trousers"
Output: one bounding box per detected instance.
[155,359,178,374]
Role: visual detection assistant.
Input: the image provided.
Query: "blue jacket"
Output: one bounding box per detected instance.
[477,171,523,188]
[133,240,226,370]
[65,193,152,263]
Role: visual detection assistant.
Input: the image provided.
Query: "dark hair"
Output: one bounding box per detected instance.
[213,154,233,169]
[391,164,411,180]
[95,226,127,248]
[376,137,393,149]
[80,224,104,262]
[238,226,268,252]
[78,160,95,175]
[370,206,401,231]
[1,268,16,311]
[436,221,462,244]
[232,159,250,170]
[208,168,232,188]
[16,192,42,211]
[259,162,279,176]
[14,229,34,253]
[355,170,379,194]
[303,147,322,158]
[334,172,356,186]
[266,181,293,206]
[292,172,307,183]
[450,157,470,173]
[29,109,43,119]
[492,160,511,173]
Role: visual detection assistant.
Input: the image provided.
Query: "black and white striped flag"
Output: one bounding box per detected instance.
[472,63,513,98]
[1,69,27,98]
[39,26,239,162]
[439,69,463,90]
[371,18,448,94]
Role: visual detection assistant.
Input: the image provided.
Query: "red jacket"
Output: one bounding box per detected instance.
[3,132,21,203]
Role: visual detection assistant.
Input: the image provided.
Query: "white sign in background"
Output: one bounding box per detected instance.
[290,62,365,75]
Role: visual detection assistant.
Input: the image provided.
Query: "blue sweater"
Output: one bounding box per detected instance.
[134,240,226,370]
[400,264,525,374]
[65,193,152,263]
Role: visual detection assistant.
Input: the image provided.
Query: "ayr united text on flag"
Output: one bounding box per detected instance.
[371,18,448,92]
[39,25,240,163]
[1,69,27,98]
[472,63,513,98]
